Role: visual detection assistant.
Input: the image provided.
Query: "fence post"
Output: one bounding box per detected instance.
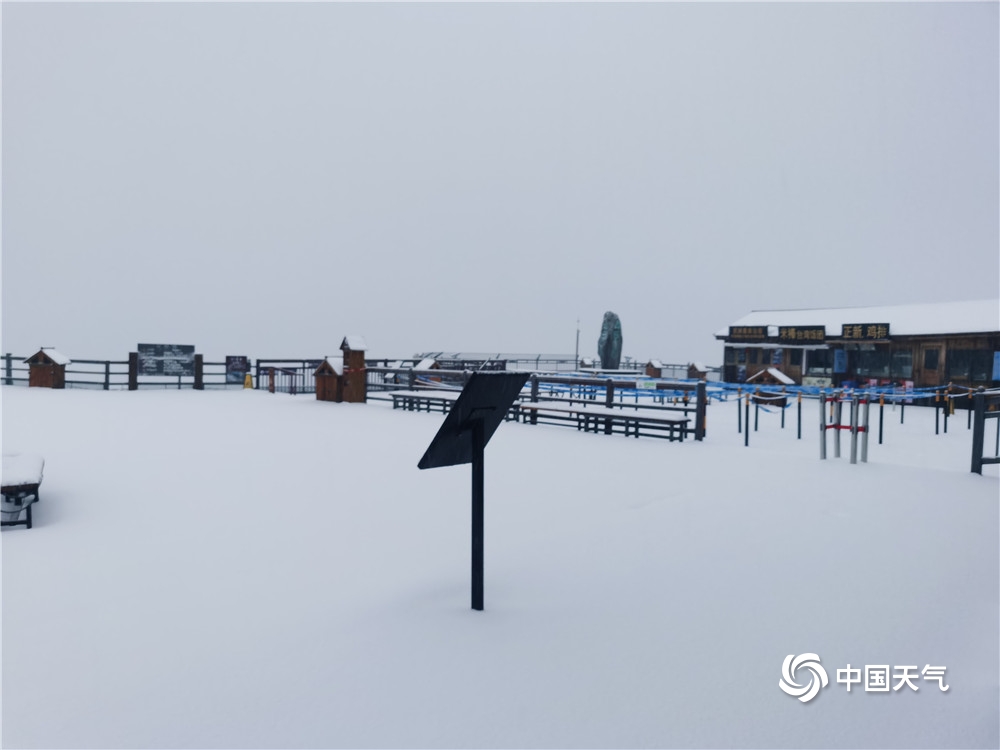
[878,394,884,444]
[744,395,750,447]
[4,353,12,386]
[529,374,539,424]
[754,388,759,432]
[104,361,110,391]
[604,379,614,434]
[128,352,138,391]
[407,368,416,389]
[834,392,842,458]
[861,395,870,463]
[268,367,275,394]
[849,395,859,464]
[694,381,706,441]
[194,354,204,390]
[819,391,826,459]
[255,361,261,390]
[796,392,802,439]
[971,389,985,474]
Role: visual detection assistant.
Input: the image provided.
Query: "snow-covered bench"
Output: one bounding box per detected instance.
[519,402,691,441]
[388,390,522,420]
[2,453,45,530]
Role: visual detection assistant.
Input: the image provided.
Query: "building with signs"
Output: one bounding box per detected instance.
[716,299,999,389]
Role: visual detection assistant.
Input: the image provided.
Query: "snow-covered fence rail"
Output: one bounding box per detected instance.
[2,354,242,390]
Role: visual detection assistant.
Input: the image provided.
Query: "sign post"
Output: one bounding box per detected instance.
[418,372,529,611]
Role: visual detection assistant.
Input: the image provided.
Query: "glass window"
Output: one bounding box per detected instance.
[891,349,913,379]
[748,349,759,365]
[789,349,803,366]
[924,348,939,370]
[806,349,832,376]
[947,350,972,380]
[737,348,746,364]
[857,350,890,379]
[724,348,736,364]
[971,350,992,382]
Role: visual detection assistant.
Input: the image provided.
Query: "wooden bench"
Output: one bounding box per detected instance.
[2,454,45,530]
[519,402,691,441]
[388,390,521,421]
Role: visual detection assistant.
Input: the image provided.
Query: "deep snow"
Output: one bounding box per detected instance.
[1,386,997,748]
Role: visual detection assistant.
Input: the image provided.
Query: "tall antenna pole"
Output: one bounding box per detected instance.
[575,318,580,367]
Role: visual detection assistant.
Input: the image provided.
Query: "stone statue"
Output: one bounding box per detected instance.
[597,311,623,370]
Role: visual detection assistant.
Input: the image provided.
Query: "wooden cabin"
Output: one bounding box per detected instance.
[645,360,663,378]
[24,348,70,389]
[687,362,708,380]
[314,358,344,402]
[340,335,367,403]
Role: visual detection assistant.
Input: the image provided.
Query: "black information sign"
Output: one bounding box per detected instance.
[728,326,768,343]
[418,372,530,611]
[225,356,250,384]
[841,323,890,341]
[137,344,195,376]
[777,326,826,343]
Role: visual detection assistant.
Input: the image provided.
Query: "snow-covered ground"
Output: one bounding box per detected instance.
[2,387,997,748]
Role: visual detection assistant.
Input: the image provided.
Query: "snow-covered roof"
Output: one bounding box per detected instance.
[747,367,795,385]
[24,348,71,366]
[318,357,343,376]
[647,359,663,368]
[341,335,367,351]
[415,358,438,370]
[716,299,999,339]
[691,362,706,372]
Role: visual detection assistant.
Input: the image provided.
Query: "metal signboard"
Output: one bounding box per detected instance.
[777,326,826,343]
[225,356,250,384]
[137,344,195,376]
[841,323,890,341]
[728,326,768,343]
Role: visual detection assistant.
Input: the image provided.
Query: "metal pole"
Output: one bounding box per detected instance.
[970,390,985,474]
[737,388,742,433]
[471,419,485,610]
[849,395,858,464]
[900,402,905,424]
[575,319,580,367]
[834,392,842,458]
[861,396,870,463]
[935,393,940,435]
[819,392,826,460]
[744,395,750,447]
[797,393,802,439]
[878,394,884,445]
[781,388,786,429]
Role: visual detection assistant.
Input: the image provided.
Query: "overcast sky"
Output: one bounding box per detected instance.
[2,2,997,364]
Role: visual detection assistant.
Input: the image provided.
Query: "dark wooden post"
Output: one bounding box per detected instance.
[471,419,485,611]
[103,361,110,391]
[971,389,985,474]
[797,392,802,440]
[3,353,11,386]
[694,380,706,441]
[407,368,416,389]
[878,394,884,444]
[268,367,275,393]
[604,379,614,434]
[744,395,750,447]
[737,388,742,433]
[194,354,204,390]
[128,352,138,391]
[255,360,261,390]
[530,374,539,425]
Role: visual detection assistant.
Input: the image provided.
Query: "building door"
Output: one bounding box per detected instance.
[916,344,942,388]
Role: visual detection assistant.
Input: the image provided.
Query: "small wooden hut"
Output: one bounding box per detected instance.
[687,362,708,380]
[646,359,663,378]
[340,335,367,403]
[314,358,344,402]
[24,348,70,389]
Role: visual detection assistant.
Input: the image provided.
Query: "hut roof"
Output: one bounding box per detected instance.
[316,357,344,376]
[24,348,71,366]
[746,367,795,385]
[341,335,367,352]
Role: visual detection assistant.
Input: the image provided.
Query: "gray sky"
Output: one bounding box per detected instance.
[2,2,997,364]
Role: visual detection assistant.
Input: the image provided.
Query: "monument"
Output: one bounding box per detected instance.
[597,311,623,370]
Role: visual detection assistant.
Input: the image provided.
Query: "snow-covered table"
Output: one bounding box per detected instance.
[2,453,45,529]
